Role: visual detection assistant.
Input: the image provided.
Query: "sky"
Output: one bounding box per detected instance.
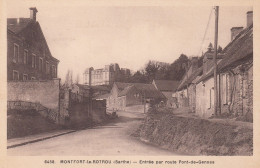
[6,0,252,83]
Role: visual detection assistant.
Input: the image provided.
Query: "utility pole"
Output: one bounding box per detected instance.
[143,90,146,113]
[213,6,219,116]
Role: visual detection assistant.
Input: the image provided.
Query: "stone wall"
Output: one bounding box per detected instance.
[7,101,60,123]
[140,111,253,155]
[220,60,253,118]
[7,79,60,110]
[7,79,61,123]
[60,88,107,128]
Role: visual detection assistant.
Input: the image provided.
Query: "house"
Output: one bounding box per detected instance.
[152,80,179,108]
[195,11,253,118]
[108,82,166,111]
[172,57,202,111]
[71,84,90,97]
[7,7,59,81]
[71,84,111,101]
[174,66,203,111]
[91,85,111,97]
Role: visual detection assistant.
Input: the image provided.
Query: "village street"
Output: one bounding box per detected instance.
[7,111,177,156]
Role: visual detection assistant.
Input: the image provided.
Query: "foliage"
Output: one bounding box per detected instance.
[122,54,190,83]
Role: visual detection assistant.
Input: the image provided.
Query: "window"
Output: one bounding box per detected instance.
[13,70,19,80]
[13,43,19,63]
[32,54,36,68]
[46,61,49,74]
[23,74,28,81]
[39,58,43,71]
[24,50,28,64]
[207,88,214,109]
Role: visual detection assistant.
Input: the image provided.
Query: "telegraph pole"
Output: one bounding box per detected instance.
[213,6,219,116]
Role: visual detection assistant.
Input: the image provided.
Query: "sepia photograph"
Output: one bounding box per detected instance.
[1,0,259,167]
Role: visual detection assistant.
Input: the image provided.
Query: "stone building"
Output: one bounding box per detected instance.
[83,63,130,86]
[195,11,253,118]
[173,11,253,119]
[152,80,180,108]
[7,7,59,81]
[107,82,165,111]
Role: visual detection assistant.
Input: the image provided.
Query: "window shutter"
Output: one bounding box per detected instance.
[207,89,211,109]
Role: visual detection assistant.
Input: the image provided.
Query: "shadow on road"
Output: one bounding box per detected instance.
[104,115,144,126]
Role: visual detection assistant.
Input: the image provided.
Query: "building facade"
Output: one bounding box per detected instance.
[7,7,59,81]
[83,63,130,86]
[107,82,166,111]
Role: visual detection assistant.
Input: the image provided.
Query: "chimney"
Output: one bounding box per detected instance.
[247,11,253,27]
[190,57,198,73]
[231,27,243,41]
[29,7,38,21]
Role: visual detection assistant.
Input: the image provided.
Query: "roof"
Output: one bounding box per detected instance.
[114,82,133,91]
[7,18,32,34]
[196,24,253,84]
[75,84,89,90]
[91,85,111,91]
[95,93,111,100]
[176,66,203,91]
[117,83,165,99]
[153,80,179,92]
[7,17,59,63]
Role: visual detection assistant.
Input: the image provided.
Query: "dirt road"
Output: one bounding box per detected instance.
[8,111,178,156]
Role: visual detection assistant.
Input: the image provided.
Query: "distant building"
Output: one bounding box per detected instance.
[7,7,59,81]
[83,63,130,86]
[108,82,166,111]
[152,80,180,108]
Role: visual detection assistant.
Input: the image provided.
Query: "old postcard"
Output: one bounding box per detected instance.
[0,0,259,167]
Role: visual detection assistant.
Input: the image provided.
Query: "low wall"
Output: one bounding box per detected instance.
[7,101,59,124]
[8,79,61,124]
[7,79,60,110]
[139,110,253,156]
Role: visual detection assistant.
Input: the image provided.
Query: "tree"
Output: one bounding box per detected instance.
[64,69,73,88]
[75,74,80,84]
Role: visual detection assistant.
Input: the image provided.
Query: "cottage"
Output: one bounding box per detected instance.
[173,57,202,111]
[152,80,179,108]
[108,82,166,111]
[7,7,59,81]
[195,11,253,118]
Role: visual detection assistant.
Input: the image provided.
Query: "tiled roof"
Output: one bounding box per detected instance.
[117,82,165,99]
[196,24,253,84]
[153,80,179,91]
[115,82,133,91]
[7,18,32,34]
[177,66,203,91]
